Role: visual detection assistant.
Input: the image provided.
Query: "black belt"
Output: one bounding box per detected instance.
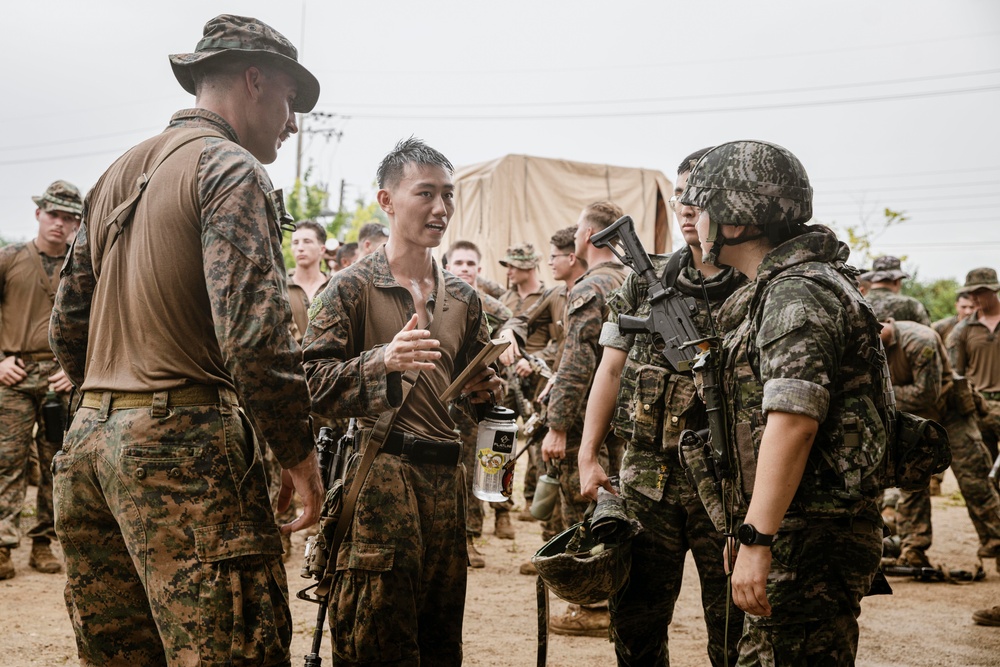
[382,430,461,466]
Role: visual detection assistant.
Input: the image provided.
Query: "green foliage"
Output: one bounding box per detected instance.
[340,196,388,242]
[843,207,909,269]
[903,277,960,323]
[282,167,335,269]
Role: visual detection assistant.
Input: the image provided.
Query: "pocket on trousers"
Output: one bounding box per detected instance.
[194,521,283,562]
[331,541,410,663]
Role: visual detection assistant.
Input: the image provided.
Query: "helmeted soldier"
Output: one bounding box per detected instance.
[680,140,893,665]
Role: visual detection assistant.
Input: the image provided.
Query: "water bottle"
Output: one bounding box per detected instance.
[529,461,561,520]
[472,406,518,502]
[42,388,65,445]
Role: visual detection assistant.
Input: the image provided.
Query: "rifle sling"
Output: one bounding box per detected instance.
[319,260,447,594]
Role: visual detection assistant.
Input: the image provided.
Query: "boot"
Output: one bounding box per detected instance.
[29,541,62,574]
[517,500,538,522]
[519,559,537,575]
[0,548,14,580]
[467,536,485,569]
[973,606,1000,627]
[549,603,610,638]
[495,512,515,540]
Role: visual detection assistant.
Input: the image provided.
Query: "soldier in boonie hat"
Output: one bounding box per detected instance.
[868,255,909,283]
[499,243,540,270]
[958,267,1000,294]
[169,14,320,113]
[32,180,83,218]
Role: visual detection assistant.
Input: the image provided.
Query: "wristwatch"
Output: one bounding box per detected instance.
[737,523,774,547]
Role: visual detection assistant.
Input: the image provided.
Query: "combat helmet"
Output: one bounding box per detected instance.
[679,140,813,265]
[531,490,641,605]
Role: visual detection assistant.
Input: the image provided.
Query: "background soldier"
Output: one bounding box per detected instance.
[681,140,890,664]
[538,202,628,636]
[948,267,1000,459]
[933,292,976,343]
[877,318,1000,571]
[445,239,515,567]
[863,255,932,326]
[356,221,389,259]
[50,15,324,664]
[303,138,501,664]
[288,220,330,344]
[497,243,563,519]
[579,148,746,666]
[0,180,82,579]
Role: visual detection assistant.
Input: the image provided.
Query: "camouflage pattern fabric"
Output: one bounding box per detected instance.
[546,262,627,432]
[52,393,289,666]
[479,290,512,334]
[477,275,505,300]
[723,226,893,516]
[880,319,948,421]
[735,517,882,665]
[932,314,960,344]
[865,287,932,326]
[330,450,467,664]
[719,226,887,662]
[897,411,1000,559]
[50,109,314,664]
[603,247,744,666]
[0,359,63,548]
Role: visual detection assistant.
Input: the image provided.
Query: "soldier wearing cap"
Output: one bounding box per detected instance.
[0,180,82,580]
[496,243,566,519]
[50,15,323,665]
[948,267,1000,458]
[863,255,932,325]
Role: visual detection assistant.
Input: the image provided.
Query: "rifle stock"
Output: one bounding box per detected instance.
[590,215,702,373]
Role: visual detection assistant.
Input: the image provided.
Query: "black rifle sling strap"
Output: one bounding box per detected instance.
[319,260,448,594]
[660,247,686,289]
[100,129,221,257]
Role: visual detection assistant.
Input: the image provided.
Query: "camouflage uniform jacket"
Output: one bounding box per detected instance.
[302,247,490,441]
[547,261,627,433]
[478,288,512,333]
[50,108,314,469]
[932,314,959,344]
[601,247,744,501]
[721,225,893,520]
[865,287,931,326]
[883,319,950,421]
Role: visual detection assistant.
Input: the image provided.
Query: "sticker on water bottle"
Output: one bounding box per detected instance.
[492,430,514,454]
[477,449,503,474]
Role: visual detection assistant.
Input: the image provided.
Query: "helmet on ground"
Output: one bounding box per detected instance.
[531,522,631,606]
[679,140,813,265]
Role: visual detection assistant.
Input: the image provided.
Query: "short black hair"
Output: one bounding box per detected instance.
[376,137,454,190]
[677,147,714,176]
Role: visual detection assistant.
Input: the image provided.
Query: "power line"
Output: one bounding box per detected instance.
[335,84,1000,121]
[818,191,1000,207]
[818,179,999,195]
[0,147,128,167]
[325,68,1000,110]
[816,165,1000,182]
[0,127,160,153]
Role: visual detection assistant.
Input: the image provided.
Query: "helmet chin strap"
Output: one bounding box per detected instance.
[703,219,764,267]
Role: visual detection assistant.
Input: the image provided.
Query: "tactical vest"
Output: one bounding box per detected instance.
[723,261,896,519]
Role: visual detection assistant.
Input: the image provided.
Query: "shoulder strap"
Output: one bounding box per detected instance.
[101,129,221,256]
[660,249,686,288]
[327,260,448,560]
[524,286,561,329]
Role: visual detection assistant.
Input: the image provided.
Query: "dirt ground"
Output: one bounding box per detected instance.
[4,470,1000,667]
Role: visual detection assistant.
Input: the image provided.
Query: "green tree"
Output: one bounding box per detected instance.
[282,166,334,268]
[340,195,388,242]
[903,277,960,323]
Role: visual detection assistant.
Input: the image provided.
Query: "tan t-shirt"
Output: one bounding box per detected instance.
[0,241,64,355]
[950,317,1000,393]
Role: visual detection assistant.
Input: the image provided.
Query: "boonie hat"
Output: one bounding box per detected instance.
[169,14,320,113]
[868,255,909,282]
[32,180,83,218]
[499,243,540,269]
[958,267,1000,294]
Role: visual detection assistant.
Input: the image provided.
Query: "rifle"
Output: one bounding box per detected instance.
[589,215,702,374]
[298,420,358,666]
[590,214,731,478]
[505,364,535,421]
[882,563,986,582]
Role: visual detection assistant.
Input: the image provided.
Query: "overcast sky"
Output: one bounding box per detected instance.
[3,0,998,283]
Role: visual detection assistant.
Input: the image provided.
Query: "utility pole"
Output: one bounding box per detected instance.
[295,0,307,182]
[338,179,346,215]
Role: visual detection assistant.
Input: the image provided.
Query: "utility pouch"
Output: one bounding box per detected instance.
[678,429,728,532]
[887,411,951,492]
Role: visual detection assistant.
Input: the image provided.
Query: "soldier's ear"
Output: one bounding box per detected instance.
[376,189,393,216]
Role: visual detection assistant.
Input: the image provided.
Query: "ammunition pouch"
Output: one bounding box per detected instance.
[300,478,345,581]
[885,411,951,492]
[678,429,728,533]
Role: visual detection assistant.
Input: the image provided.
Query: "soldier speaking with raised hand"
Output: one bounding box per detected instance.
[50,15,323,665]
